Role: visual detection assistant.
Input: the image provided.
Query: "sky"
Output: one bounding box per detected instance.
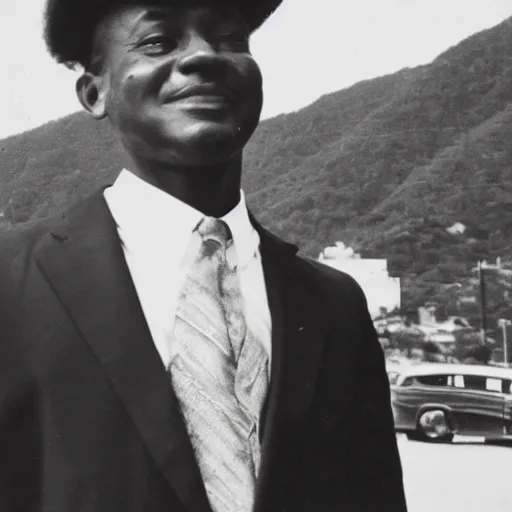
[1,0,511,139]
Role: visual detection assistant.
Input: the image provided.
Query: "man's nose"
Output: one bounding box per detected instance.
[177,36,228,77]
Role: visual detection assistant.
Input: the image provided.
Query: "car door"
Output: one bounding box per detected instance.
[449,374,506,437]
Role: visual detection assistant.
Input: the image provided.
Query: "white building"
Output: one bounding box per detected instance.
[318,242,401,318]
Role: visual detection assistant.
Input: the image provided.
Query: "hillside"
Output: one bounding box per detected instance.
[2,16,512,317]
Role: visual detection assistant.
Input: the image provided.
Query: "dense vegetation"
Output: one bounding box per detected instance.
[1,16,512,327]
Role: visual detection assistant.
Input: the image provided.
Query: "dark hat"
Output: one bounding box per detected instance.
[44,0,283,69]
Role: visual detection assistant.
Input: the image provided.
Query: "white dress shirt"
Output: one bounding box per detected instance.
[103,169,272,371]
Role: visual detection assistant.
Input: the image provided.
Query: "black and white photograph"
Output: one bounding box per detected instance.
[0,1,511,511]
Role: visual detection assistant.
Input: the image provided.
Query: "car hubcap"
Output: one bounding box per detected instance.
[419,410,450,439]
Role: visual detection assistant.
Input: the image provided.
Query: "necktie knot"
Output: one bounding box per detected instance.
[196,217,232,248]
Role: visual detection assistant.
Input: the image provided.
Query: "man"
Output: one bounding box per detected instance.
[0,0,407,510]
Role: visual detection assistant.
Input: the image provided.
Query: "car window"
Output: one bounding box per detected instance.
[486,377,503,393]
[502,379,512,394]
[415,374,450,387]
[454,374,498,392]
[400,377,414,387]
[454,375,464,388]
[463,375,487,391]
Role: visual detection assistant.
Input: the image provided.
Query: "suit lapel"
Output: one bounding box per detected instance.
[252,222,326,511]
[34,190,211,512]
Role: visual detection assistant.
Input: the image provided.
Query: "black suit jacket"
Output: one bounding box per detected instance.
[0,190,407,512]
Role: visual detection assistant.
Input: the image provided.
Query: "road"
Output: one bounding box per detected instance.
[397,434,512,512]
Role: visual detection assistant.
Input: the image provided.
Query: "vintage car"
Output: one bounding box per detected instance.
[390,363,512,442]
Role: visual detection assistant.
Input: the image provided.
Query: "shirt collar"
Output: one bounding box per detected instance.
[221,189,260,269]
[105,169,259,269]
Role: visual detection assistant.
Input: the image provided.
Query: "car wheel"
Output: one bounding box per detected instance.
[417,409,454,443]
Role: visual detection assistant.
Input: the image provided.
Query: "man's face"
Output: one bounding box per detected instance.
[91,4,263,166]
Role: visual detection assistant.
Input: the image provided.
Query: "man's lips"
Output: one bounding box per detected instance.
[165,84,235,105]
[177,95,231,106]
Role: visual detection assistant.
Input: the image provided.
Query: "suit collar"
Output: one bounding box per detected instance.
[251,212,324,416]
[34,189,212,512]
[253,215,323,415]
[248,210,299,258]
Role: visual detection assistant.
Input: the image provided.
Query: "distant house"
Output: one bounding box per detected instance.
[318,242,401,318]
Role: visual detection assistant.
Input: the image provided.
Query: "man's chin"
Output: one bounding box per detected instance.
[146,133,242,167]
[181,115,246,137]
[166,121,248,158]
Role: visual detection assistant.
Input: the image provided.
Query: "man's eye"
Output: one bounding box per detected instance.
[138,36,178,55]
[217,32,249,51]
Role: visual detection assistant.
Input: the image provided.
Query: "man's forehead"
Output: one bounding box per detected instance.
[97,2,247,35]
[95,2,247,45]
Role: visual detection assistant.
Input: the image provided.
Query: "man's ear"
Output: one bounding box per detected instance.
[76,72,108,119]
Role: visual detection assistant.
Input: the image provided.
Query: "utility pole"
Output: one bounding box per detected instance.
[498,319,511,366]
[478,260,487,344]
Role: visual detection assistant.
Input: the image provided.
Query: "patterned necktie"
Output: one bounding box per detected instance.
[169,217,269,512]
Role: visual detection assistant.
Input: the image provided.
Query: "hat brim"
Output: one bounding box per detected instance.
[44,0,283,68]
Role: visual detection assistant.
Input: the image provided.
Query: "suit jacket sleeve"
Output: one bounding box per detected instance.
[345,281,408,511]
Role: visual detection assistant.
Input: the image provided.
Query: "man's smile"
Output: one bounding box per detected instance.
[165,83,236,107]
[174,95,232,111]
